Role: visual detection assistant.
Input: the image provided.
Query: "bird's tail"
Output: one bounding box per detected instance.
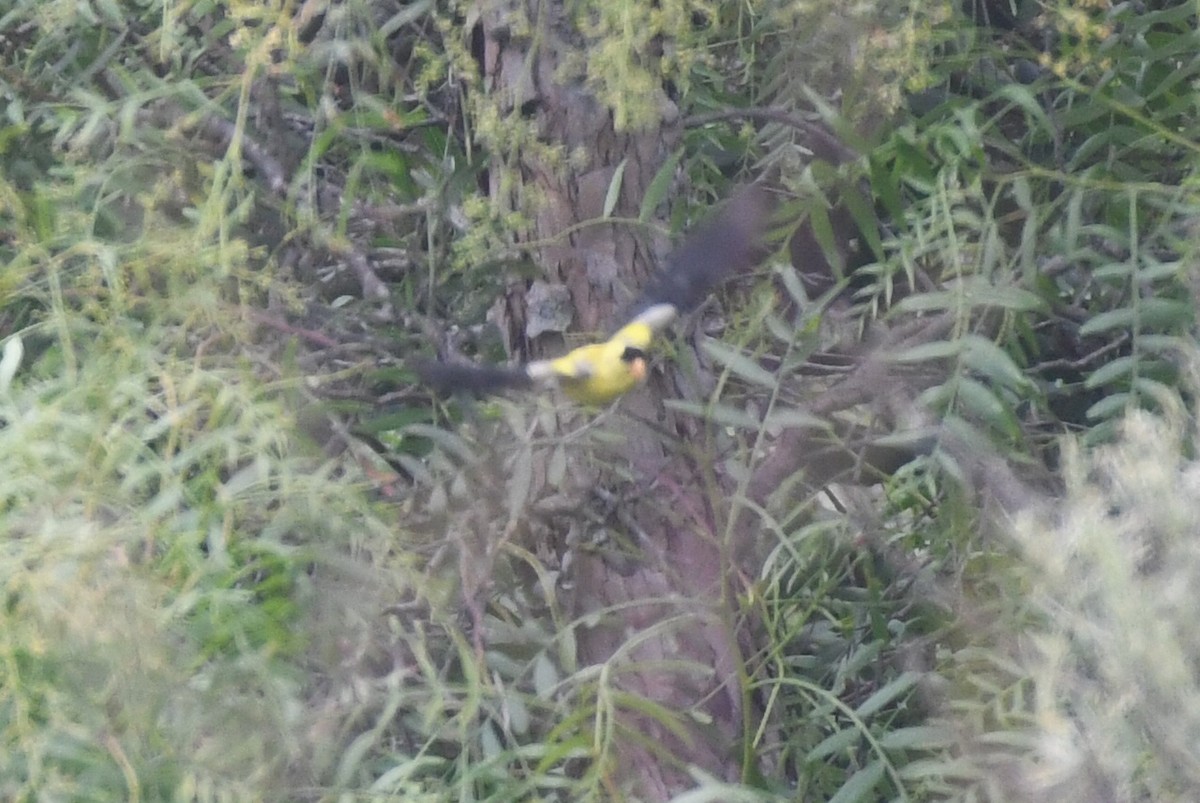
[412,359,535,397]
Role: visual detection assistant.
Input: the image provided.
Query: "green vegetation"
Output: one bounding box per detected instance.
[3,0,1200,800]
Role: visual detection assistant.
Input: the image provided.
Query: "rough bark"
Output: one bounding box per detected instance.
[480,2,746,796]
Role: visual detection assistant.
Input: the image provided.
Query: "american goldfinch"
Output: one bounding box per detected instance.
[416,186,773,404]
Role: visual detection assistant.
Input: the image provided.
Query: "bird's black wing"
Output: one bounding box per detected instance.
[413,359,535,397]
[630,185,776,319]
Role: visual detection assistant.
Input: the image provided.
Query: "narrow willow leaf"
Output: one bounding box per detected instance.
[547,445,567,487]
[0,335,23,392]
[842,181,883,259]
[504,689,531,735]
[890,339,960,364]
[1137,334,1186,353]
[507,446,534,520]
[1078,307,1135,337]
[891,291,957,314]
[602,159,627,219]
[915,381,952,410]
[765,311,797,345]
[777,263,810,308]
[877,725,956,750]
[898,757,986,781]
[702,339,777,388]
[533,651,559,699]
[856,671,919,719]
[807,726,859,761]
[377,0,435,36]
[961,335,1031,391]
[807,200,843,273]
[1137,297,1194,329]
[480,720,503,760]
[870,151,905,224]
[664,399,761,431]
[557,626,577,674]
[997,84,1056,139]
[427,482,448,514]
[1093,261,1135,281]
[1133,376,1180,408]
[639,148,683,222]
[970,284,1048,313]
[403,423,476,463]
[1080,298,1193,336]
[1085,391,1132,421]
[1084,355,1136,390]
[696,398,758,429]
[764,409,829,431]
[828,760,886,803]
[394,454,433,485]
[956,377,1020,438]
[664,399,709,420]
[1136,259,1183,283]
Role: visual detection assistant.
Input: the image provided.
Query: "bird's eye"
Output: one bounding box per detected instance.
[620,346,647,363]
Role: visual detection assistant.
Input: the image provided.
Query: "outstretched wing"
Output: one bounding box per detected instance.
[625,185,775,324]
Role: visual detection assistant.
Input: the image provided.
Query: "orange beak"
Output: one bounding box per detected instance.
[630,358,647,383]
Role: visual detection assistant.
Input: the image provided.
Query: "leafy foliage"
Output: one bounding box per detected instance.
[4,0,1200,800]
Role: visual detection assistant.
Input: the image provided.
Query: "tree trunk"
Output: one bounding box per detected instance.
[480,2,746,796]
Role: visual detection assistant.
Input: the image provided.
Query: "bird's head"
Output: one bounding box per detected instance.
[620,345,648,383]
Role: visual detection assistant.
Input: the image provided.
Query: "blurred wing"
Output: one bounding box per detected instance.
[415,187,774,401]
[413,358,536,397]
[629,185,775,320]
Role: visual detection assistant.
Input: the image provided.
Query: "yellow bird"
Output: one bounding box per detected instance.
[415,186,773,404]
[414,303,675,404]
[525,303,677,404]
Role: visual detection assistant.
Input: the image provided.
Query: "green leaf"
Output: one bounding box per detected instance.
[828,760,886,803]
[0,335,23,393]
[890,339,960,364]
[639,148,684,222]
[869,152,905,224]
[533,652,559,699]
[666,399,761,430]
[764,409,829,431]
[506,445,533,523]
[1078,307,1135,337]
[547,444,567,487]
[1079,298,1193,336]
[603,159,627,219]
[997,83,1056,139]
[1138,334,1186,354]
[891,290,957,314]
[898,757,986,781]
[841,181,883,259]
[961,335,1031,391]
[807,726,859,761]
[402,423,476,463]
[1138,297,1195,329]
[1086,391,1132,421]
[702,339,777,388]
[956,377,1020,438]
[807,201,844,275]
[877,725,956,750]
[855,671,919,719]
[969,283,1048,313]
[777,264,811,307]
[1084,355,1136,390]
